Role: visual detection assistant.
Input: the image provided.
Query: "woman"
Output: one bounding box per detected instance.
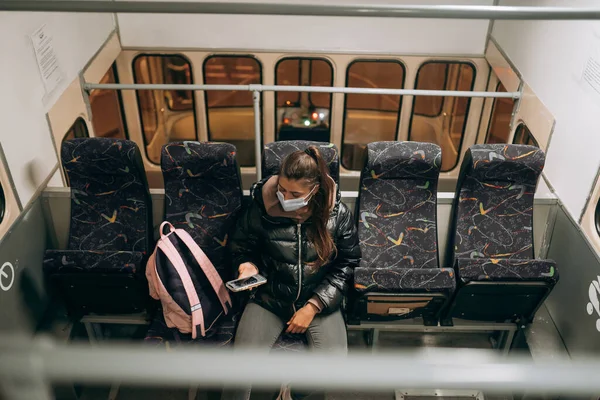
[223,145,361,400]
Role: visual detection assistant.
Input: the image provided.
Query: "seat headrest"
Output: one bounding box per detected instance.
[262,141,340,183]
[464,144,545,184]
[61,138,144,178]
[365,141,441,180]
[161,141,238,181]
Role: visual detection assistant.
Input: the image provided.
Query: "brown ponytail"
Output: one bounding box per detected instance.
[280,146,336,266]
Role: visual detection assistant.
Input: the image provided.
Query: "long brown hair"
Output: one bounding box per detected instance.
[280,146,336,266]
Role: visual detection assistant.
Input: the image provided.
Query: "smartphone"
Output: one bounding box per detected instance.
[225,274,267,292]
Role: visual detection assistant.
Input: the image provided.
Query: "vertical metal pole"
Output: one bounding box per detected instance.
[502,327,517,356]
[508,83,524,143]
[371,329,380,352]
[253,90,262,181]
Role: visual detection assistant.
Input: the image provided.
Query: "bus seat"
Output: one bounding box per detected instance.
[144,141,307,350]
[348,141,455,326]
[161,141,242,281]
[443,144,559,324]
[262,140,340,184]
[43,138,153,316]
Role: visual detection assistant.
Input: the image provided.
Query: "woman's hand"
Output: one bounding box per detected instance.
[286,304,318,334]
[238,263,258,280]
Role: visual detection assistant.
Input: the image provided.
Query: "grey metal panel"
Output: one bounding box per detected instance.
[533,202,552,259]
[42,193,70,250]
[545,205,600,357]
[0,198,49,333]
[150,189,164,240]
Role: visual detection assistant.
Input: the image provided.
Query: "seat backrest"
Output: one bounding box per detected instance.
[262,141,340,183]
[61,138,152,253]
[161,141,243,281]
[358,141,441,269]
[447,144,545,264]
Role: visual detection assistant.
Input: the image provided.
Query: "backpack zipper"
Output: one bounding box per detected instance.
[295,223,302,304]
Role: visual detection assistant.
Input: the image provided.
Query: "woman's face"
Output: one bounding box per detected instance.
[277,176,317,201]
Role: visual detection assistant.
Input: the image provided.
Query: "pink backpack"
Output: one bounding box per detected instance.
[146,222,233,339]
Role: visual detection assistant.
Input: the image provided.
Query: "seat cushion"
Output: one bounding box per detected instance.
[161,141,243,284]
[144,308,307,351]
[454,145,545,261]
[353,267,455,293]
[457,258,558,283]
[358,142,441,271]
[43,250,144,274]
[61,138,152,253]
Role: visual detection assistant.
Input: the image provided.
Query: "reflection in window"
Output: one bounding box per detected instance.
[485,82,514,144]
[409,62,475,172]
[0,181,5,224]
[89,63,128,140]
[63,117,89,142]
[133,54,197,164]
[275,58,333,142]
[342,60,405,170]
[512,123,539,147]
[204,56,262,167]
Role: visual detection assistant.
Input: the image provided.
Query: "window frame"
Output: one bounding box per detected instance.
[412,62,450,118]
[0,181,5,225]
[512,122,540,147]
[407,60,477,172]
[484,81,514,144]
[89,63,130,140]
[111,63,130,139]
[273,56,335,139]
[62,117,90,143]
[594,196,600,237]
[202,54,264,167]
[132,53,198,165]
[341,58,406,171]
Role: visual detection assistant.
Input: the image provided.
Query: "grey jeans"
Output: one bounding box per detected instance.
[221,302,348,400]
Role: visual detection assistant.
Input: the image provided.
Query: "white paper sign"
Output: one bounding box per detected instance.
[30,24,64,97]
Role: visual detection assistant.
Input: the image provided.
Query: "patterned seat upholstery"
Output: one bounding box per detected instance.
[262,140,340,183]
[144,141,307,351]
[444,144,558,323]
[349,142,455,325]
[43,138,153,315]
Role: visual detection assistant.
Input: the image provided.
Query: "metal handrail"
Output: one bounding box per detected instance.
[83,83,520,99]
[81,82,520,181]
[3,2,600,20]
[0,335,598,395]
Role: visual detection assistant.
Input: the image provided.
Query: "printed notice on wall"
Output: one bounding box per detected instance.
[30,24,64,97]
[582,56,600,97]
[577,30,600,107]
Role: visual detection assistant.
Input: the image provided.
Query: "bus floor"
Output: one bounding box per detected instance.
[62,330,515,400]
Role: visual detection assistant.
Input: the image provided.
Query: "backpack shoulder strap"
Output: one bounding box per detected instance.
[174,229,233,313]
[158,223,205,339]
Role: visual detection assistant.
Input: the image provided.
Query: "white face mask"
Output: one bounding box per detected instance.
[277,185,317,212]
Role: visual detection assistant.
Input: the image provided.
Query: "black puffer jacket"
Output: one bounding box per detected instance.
[229,178,361,319]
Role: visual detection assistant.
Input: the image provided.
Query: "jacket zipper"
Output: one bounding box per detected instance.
[295,223,302,305]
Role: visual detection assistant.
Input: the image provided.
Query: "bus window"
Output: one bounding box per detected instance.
[342,60,405,170]
[275,58,333,142]
[485,82,514,144]
[133,54,197,164]
[0,181,5,224]
[63,117,89,142]
[513,122,539,147]
[409,61,475,172]
[204,55,262,167]
[89,63,128,140]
